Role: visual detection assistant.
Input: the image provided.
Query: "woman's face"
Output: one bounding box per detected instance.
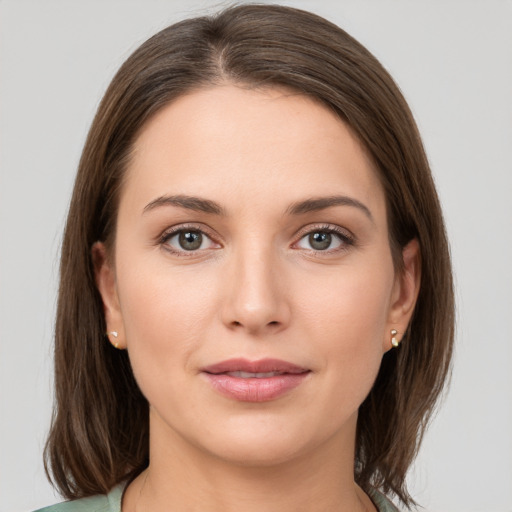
[96,85,419,466]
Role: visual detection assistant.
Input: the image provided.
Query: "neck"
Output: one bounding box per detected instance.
[123,410,376,512]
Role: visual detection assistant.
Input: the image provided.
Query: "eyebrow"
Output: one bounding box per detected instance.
[286,195,374,222]
[143,193,373,222]
[143,194,226,215]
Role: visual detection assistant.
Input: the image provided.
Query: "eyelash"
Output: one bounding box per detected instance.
[158,224,219,258]
[294,224,355,254]
[158,223,355,258]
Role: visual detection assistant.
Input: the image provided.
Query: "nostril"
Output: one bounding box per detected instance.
[230,320,280,328]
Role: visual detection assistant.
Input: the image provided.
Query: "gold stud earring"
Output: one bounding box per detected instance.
[107,331,120,349]
[391,329,400,348]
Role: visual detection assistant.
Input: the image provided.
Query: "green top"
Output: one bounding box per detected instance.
[34,485,124,512]
[35,484,399,511]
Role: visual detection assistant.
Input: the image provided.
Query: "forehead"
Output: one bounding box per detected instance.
[123,85,385,219]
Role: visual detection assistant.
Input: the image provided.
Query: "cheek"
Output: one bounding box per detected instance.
[299,260,393,344]
[296,261,393,403]
[115,256,219,389]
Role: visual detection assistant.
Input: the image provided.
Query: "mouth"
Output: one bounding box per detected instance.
[222,370,291,378]
[201,358,311,402]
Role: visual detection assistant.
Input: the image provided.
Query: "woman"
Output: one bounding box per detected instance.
[37,4,454,511]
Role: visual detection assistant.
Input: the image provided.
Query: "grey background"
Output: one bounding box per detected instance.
[1,1,511,511]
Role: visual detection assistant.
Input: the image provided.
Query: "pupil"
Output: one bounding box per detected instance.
[309,232,331,250]
[179,231,202,250]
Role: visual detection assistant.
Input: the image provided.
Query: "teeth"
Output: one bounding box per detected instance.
[226,371,282,378]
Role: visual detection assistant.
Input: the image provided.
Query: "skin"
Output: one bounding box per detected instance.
[94,85,420,512]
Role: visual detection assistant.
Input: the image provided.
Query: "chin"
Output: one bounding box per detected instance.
[189,410,337,468]
[206,433,309,468]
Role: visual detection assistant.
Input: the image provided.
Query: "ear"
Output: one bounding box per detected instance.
[385,238,421,351]
[91,242,125,349]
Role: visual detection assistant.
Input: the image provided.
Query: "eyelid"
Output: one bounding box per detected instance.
[158,223,222,256]
[292,223,355,252]
[294,223,353,240]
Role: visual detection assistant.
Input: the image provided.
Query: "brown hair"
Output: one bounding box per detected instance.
[44,4,454,508]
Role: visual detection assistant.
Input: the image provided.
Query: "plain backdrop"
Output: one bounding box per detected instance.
[1,1,511,511]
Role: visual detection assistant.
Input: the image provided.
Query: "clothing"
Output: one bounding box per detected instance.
[35,483,399,511]
[368,488,400,511]
[33,485,123,512]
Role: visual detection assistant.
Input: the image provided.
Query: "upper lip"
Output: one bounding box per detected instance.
[201,358,309,375]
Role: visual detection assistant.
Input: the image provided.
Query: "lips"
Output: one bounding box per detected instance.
[224,370,285,378]
[201,358,310,402]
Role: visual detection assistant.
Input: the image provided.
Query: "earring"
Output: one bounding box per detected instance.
[391,329,400,348]
[107,331,120,349]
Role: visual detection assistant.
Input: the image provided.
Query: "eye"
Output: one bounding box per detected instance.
[162,228,218,254]
[295,226,353,252]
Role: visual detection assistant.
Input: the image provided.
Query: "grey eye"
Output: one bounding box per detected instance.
[164,229,216,252]
[296,230,344,251]
[308,232,332,250]
[178,231,203,250]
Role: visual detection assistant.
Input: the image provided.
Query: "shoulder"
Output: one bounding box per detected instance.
[33,484,124,512]
[368,488,401,512]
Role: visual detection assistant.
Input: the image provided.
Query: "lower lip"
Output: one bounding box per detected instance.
[203,373,310,402]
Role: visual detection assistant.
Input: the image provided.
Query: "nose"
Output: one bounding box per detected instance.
[221,242,291,336]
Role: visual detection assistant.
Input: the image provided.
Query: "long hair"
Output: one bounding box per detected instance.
[44,4,455,508]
